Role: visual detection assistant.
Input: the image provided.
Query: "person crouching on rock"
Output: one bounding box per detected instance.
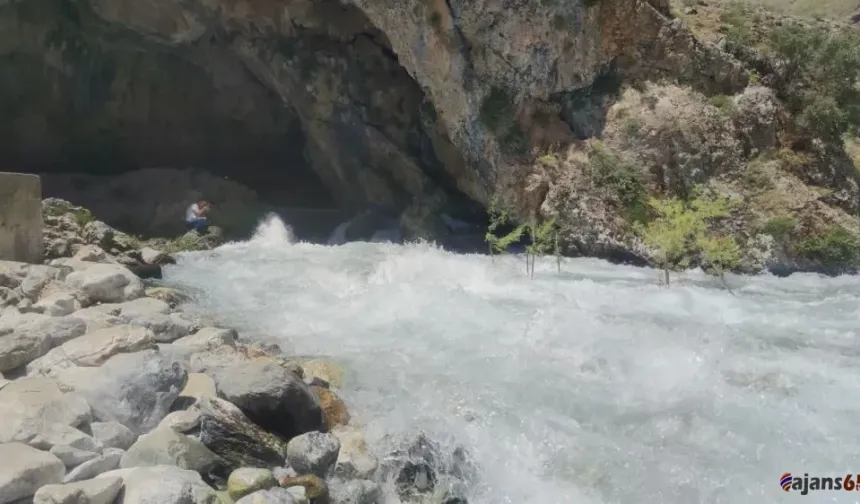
[186,200,212,233]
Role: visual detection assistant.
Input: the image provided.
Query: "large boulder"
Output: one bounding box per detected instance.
[120,427,223,475]
[33,476,123,504]
[191,397,288,471]
[64,264,144,303]
[53,349,188,434]
[285,432,340,479]
[0,443,66,503]
[97,465,219,504]
[213,360,323,440]
[0,376,91,444]
[0,313,54,372]
[26,325,156,375]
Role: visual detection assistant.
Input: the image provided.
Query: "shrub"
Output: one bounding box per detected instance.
[587,142,649,223]
[485,196,561,278]
[767,23,860,139]
[635,186,741,286]
[796,226,860,271]
[762,216,795,240]
[708,94,735,115]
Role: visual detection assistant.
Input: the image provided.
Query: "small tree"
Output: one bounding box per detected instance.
[485,196,562,278]
[636,187,741,287]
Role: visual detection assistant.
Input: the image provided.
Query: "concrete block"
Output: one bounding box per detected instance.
[0,172,42,263]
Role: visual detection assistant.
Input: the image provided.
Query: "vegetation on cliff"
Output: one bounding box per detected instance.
[485,0,860,279]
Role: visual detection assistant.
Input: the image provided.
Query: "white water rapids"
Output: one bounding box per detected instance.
[164,215,860,504]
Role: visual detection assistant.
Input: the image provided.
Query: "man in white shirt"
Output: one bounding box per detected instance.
[185,200,211,233]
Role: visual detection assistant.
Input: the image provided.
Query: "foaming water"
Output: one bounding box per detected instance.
[165,217,860,504]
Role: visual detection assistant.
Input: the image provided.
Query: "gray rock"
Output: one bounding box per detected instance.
[0,312,53,372]
[64,264,144,303]
[53,349,188,434]
[284,486,309,504]
[128,313,195,343]
[328,478,382,504]
[90,422,137,451]
[36,316,88,347]
[33,476,123,504]
[97,465,218,504]
[236,488,296,504]
[0,286,22,307]
[0,377,91,439]
[0,443,66,503]
[27,325,157,375]
[331,427,378,480]
[0,314,88,372]
[0,261,28,288]
[120,427,222,474]
[285,432,340,478]
[173,327,237,352]
[215,361,323,440]
[71,245,116,265]
[139,247,173,265]
[158,409,201,433]
[179,372,217,401]
[50,445,99,469]
[227,468,278,501]
[34,291,81,317]
[68,307,124,333]
[192,397,288,471]
[20,265,64,300]
[28,423,102,453]
[116,297,170,318]
[62,448,123,483]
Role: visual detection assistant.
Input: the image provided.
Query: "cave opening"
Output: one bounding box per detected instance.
[0,0,489,247]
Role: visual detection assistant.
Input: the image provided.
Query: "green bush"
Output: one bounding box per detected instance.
[762,216,796,241]
[587,142,649,223]
[767,23,860,139]
[635,186,741,285]
[796,226,860,271]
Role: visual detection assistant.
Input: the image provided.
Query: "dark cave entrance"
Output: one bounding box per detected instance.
[0,0,490,247]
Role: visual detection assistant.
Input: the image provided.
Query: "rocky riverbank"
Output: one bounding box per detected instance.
[0,200,471,504]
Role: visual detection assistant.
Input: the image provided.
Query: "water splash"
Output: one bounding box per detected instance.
[166,215,860,504]
[249,212,296,247]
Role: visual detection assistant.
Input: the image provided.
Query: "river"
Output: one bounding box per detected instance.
[163,216,860,504]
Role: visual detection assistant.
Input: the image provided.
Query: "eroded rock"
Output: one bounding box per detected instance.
[193,397,288,471]
[54,349,188,434]
[97,465,218,504]
[0,443,66,503]
[285,432,340,479]
[65,264,145,303]
[33,476,123,504]
[214,360,323,440]
[120,427,223,475]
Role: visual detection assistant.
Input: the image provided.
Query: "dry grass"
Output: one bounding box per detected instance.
[673,0,860,21]
[724,0,859,20]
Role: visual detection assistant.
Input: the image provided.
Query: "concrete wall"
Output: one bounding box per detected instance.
[0,172,42,263]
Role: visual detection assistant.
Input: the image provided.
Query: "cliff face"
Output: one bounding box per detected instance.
[1,0,858,272]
